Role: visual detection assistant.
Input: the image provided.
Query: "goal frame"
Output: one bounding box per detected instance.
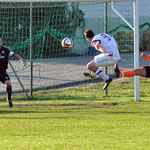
[0,0,136,2]
[0,0,139,101]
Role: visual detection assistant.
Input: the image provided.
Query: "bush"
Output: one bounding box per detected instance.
[114,31,144,52]
[142,28,150,50]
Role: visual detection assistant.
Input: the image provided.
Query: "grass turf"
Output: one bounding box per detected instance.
[0,78,150,149]
[0,102,150,150]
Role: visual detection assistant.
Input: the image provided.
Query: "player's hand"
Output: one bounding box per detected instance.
[106,53,113,56]
[21,59,27,66]
[141,53,147,58]
[95,41,100,49]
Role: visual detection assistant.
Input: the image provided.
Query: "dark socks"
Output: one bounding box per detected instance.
[6,85,12,100]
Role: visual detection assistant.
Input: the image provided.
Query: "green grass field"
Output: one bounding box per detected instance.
[0,79,150,150]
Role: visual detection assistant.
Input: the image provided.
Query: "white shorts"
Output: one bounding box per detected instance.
[94,54,119,68]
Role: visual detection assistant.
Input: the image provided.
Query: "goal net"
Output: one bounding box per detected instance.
[0,0,144,101]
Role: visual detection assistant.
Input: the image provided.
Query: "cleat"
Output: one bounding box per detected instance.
[103,77,112,90]
[7,99,13,108]
[84,72,96,81]
[114,64,120,78]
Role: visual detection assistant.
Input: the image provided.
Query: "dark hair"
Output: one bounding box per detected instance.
[84,29,94,38]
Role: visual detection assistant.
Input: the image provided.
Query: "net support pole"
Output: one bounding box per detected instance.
[9,62,29,99]
[104,2,108,96]
[111,2,134,31]
[30,2,33,98]
[133,0,140,101]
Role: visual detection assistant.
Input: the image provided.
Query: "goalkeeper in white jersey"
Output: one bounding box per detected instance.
[84,29,121,90]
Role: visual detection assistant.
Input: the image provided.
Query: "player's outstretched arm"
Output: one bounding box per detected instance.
[95,42,113,56]
[13,54,27,66]
[141,53,150,61]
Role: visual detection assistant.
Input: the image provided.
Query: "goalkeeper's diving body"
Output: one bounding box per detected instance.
[114,53,150,78]
[84,29,121,90]
[0,37,27,107]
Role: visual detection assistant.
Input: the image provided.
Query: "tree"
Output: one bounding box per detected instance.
[0,2,85,59]
[32,2,85,58]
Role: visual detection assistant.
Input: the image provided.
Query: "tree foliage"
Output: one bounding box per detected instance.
[0,2,85,58]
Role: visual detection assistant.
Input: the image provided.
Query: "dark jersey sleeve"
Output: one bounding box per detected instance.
[0,46,14,70]
[3,46,15,57]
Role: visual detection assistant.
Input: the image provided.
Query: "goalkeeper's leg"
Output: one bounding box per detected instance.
[114,64,148,78]
[0,71,13,108]
[5,80,13,108]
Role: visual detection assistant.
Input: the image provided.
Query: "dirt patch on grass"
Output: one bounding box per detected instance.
[15,103,118,107]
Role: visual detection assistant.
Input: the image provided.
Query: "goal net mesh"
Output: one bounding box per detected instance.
[0,1,149,100]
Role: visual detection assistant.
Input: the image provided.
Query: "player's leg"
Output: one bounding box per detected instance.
[84,59,110,81]
[4,80,13,108]
[0,71,13,108]
[84,55,113,90]
[83,72,96,81]
[83,60,97,81]
[94,54,119,90]
[114,64,148,78]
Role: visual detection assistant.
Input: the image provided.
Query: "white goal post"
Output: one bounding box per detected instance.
[0,0,139,101]
[0,0,136,2]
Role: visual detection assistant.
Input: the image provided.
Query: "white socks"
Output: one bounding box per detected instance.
[95,68,109,80]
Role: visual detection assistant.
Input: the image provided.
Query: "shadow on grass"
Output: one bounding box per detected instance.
[0,110,37,114]
[0,116,76,120]
[0,102,118,116]
[104,111,150,115]
[1,109,150,120]
[7,95,119,102]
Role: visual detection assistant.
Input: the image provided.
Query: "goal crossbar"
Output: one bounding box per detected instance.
[0,0,135,2]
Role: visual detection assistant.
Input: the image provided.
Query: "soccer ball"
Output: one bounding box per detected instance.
[61,38,73,49]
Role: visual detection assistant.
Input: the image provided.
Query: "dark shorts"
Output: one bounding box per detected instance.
[144,66,150,77]
[0,70,10,84]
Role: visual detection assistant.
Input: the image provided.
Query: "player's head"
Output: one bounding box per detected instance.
[84,29,95,42]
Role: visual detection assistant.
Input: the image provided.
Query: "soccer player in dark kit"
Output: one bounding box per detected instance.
[0,37,26,107]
